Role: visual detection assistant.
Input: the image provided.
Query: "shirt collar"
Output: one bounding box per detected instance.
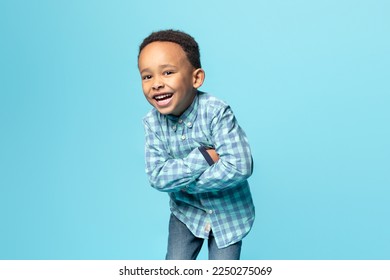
[166,91,199,128]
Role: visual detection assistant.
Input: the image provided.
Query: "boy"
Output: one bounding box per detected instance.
[138,29,255,260]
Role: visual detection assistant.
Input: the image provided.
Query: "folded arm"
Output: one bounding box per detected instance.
[143,120,210,192]
[143,105,252,193]
[186,105,253,193]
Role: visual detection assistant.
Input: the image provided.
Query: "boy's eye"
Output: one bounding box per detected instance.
[143,75,152,80]
[164,71,173,76]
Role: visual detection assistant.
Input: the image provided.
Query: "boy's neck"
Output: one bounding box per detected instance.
[166,91,199,121]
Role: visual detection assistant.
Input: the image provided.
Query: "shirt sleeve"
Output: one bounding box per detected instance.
[186,105,253,193]
[143,119,210,192]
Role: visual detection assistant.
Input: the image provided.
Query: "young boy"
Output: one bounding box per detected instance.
[138,29,255,260]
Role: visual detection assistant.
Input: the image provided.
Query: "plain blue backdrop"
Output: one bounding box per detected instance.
[1,0,389,260]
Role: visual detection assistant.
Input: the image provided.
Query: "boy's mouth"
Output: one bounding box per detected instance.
[153,93,173,106]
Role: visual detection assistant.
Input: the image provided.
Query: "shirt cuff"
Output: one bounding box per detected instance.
[198,146,215,166]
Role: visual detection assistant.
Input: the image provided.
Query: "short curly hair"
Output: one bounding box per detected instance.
[138,29,201,69]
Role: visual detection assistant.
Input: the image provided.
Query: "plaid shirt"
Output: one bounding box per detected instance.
[143,91,255,248]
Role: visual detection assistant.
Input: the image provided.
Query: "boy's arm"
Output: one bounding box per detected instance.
[143,119,210,192]
[187,105,253,193]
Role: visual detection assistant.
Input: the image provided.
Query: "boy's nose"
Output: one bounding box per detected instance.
[152,79,164,90]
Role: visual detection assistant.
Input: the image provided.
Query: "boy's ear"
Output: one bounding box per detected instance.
[192,68,205,89]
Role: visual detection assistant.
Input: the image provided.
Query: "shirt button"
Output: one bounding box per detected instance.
[178,119,183,124]
[172,125,177,131]
[181,135,186,140]
[208,210,213,214]
[187,122,192,128]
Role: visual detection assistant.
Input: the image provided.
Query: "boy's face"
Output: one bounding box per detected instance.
[138,41,204,116]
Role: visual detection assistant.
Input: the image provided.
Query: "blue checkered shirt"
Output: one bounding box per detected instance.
[143,91,255,248]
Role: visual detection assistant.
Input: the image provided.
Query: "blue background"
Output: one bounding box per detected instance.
[1,0,389,260]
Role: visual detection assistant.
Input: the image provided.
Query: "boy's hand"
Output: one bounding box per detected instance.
[206,149,219,163]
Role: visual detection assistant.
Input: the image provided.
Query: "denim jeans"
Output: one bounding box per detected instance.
[165,214,242,260]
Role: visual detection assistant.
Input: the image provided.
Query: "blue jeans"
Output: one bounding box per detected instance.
[166,214,242,260]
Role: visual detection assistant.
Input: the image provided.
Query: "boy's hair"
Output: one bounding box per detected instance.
[139,29,201,69]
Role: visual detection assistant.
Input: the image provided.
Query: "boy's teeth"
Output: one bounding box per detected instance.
[155,94,172,100]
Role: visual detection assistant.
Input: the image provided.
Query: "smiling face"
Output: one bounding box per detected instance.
[138,41,205,116]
